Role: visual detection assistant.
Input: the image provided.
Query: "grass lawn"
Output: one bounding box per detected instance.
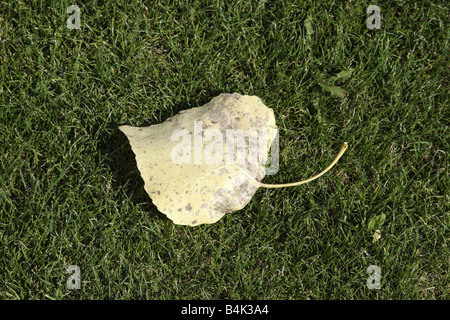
[0,0,448,299]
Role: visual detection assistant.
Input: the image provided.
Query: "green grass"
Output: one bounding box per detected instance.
[0,0,448,299]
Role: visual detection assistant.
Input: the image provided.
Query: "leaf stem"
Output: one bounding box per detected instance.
[258,142,348,189]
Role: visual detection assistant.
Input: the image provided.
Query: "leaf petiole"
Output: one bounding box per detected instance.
[237,142,348,189]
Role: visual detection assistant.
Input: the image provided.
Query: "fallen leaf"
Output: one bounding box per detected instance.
[313,69,354,98]
[304,16,314,41]
[120,93,347,226]
[330,69,354,82]
[368,213,386,230]
[318,81,347,98]
[373,229,382,242]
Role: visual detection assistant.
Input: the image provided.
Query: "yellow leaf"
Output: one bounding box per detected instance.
[120,93,348,226]
[373,229,382,242]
